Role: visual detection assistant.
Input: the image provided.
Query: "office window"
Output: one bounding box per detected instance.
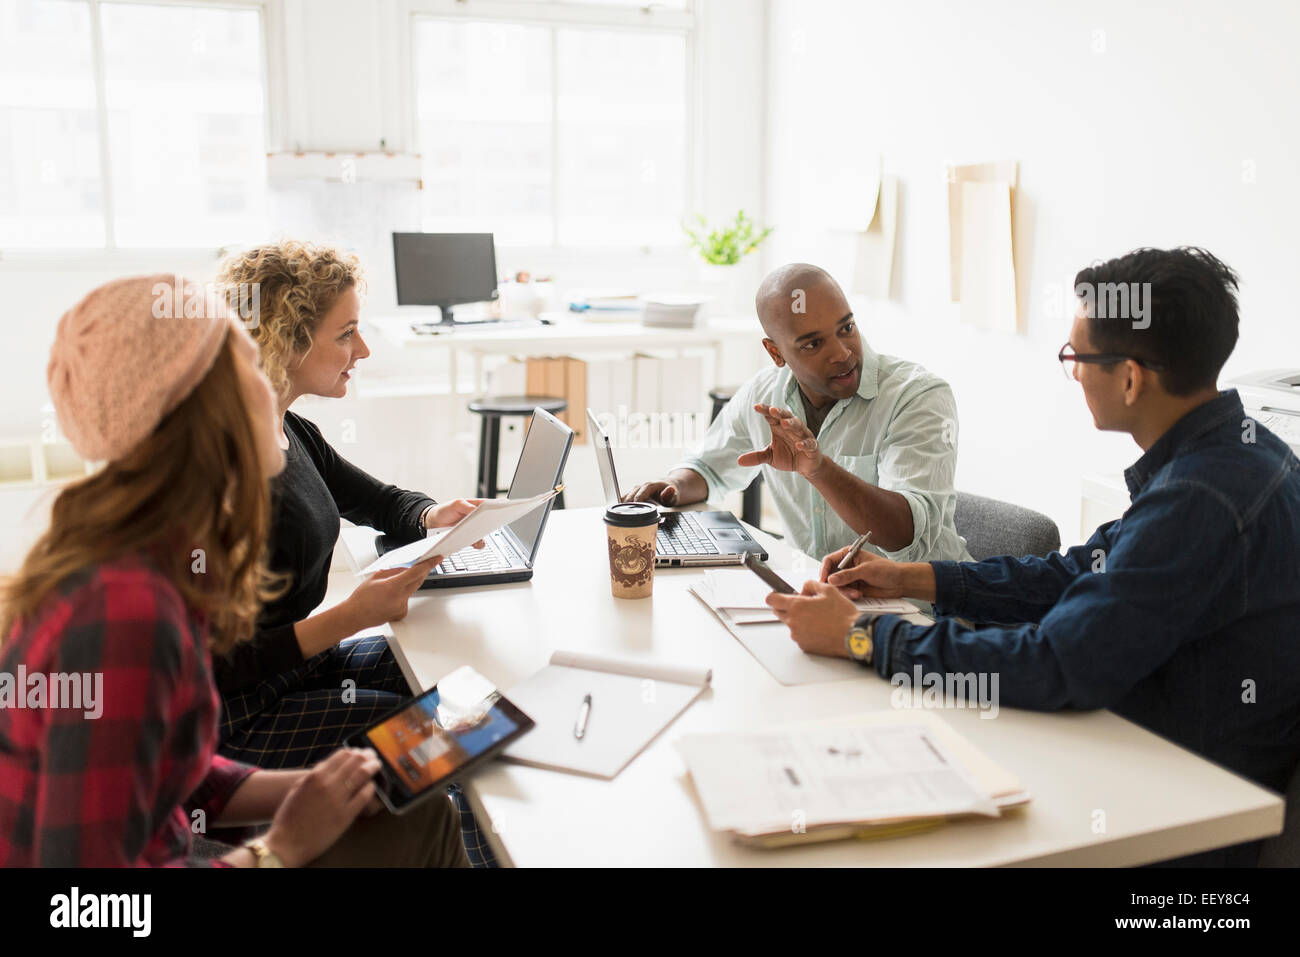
[0,0,104,247]
[413,11,689,248]
[100,2,268,246]
[0,0,268,250]
[416,21,554,247]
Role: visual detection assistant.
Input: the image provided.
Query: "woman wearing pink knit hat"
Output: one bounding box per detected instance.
[0,276,466,867]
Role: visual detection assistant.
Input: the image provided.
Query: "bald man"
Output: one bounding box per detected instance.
[624,264,971,564]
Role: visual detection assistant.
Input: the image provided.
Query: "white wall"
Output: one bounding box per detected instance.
[764,0,1300,540]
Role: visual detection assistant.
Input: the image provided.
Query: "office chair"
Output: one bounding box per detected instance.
[954,491,1062,560]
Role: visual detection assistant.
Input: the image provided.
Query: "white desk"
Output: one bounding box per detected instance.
[340,509,1283,867]
[370,314,759,401]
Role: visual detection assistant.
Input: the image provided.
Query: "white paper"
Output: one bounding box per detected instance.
[946,159,1018,301]
[357,487,561,575]
[548,650,711,688]
[696,568,916,617]
[958,181,1018,332]
[503,651,710,779]
[816,154,881,231]
[851,174,899,299]
[677,721,998,835]
[689,576,920,685]
[700,569,786,609]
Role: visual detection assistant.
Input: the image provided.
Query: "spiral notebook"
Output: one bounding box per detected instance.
[502,651,712,780]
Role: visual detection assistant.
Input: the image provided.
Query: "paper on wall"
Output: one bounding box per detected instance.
[851,174,899,299]
[946,159,1018,302]
[957,181,1018,333]
[816,154,882,231]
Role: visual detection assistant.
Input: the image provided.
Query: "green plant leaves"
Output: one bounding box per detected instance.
[682,209,774,265]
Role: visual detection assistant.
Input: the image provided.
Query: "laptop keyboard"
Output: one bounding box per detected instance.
[657,512,721,556]
[436,536,517,574]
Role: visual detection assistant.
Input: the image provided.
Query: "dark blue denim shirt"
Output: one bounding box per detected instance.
[870,390,1300,796]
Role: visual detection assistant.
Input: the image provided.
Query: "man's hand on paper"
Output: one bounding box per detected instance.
[765,580,858,658]
[345,556,440,629]
[424,498,487,548]
[737,404,825,478]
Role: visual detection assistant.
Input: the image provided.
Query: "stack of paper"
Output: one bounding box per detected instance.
[677,710,1030,847]
[687,569,920,686]
[691,567,915,626]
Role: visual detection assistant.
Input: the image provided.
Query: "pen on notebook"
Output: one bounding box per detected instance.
[573,693,592,741]
[836,532,873,571]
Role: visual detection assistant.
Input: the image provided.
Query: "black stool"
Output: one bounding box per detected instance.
[468,395,567,506]
[709,387,763,528]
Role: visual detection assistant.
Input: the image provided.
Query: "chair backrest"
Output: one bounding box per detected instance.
[954,491,1062,561]
[1258,759,1300,866]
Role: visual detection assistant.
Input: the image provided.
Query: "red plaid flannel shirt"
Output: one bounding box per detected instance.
[0,557,256,866]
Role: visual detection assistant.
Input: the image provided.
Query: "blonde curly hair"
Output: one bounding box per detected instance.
[217,240,365,398]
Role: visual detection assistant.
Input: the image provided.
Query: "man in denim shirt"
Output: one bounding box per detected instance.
[768,247,1300,866]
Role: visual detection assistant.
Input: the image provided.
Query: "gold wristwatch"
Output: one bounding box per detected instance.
[246,838,283,868]
[845,620,875,666]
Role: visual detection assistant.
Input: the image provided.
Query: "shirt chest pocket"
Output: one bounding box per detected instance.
[834,452,878,486]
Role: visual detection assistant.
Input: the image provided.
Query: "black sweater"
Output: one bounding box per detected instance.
[213,411,435,694]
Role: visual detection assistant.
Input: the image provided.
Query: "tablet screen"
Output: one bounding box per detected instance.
[363,666,533,808]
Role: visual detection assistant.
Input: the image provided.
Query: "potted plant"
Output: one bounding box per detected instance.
[683,210,773,267]
[683,211,774,314]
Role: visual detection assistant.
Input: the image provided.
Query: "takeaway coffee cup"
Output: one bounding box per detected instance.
[603,502,659,599]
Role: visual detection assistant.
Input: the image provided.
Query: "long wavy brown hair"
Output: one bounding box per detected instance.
[0,336,282,655]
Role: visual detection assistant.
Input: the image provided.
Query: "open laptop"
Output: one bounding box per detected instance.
[587,409,767,567]
[375,407,574,588]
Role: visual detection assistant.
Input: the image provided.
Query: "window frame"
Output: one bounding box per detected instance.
[0,0,278,263]
[399,0,699,261]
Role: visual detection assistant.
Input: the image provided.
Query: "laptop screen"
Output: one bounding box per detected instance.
[586,409,622,507]
[505,409,573,561]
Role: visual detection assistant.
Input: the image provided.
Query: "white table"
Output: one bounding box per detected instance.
[370,314,759,402]
[340,509,1283,867]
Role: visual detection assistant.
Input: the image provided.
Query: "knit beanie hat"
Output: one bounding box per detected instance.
[47,275,232,462]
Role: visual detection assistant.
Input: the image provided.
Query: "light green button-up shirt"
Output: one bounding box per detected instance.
[675,341,972,563]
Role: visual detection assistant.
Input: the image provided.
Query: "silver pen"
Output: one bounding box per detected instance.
[574,693,592,741]
[835,531,873,571]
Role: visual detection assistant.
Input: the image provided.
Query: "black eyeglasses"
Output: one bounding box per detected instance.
[1058,343,1166,381]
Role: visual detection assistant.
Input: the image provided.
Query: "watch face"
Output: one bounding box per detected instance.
[848,628,873,660]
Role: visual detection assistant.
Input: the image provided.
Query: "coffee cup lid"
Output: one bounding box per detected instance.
[604,502,660,528]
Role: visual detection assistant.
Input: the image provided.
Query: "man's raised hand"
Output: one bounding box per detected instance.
[737,404,824,477]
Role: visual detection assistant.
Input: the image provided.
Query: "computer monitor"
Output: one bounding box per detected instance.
[392,232,499,325]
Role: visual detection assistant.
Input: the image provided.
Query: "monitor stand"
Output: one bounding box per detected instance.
[435,304,508,327]
[408,304,545,336]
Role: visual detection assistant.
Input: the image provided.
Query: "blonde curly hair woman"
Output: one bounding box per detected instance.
[214,241,496,865]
